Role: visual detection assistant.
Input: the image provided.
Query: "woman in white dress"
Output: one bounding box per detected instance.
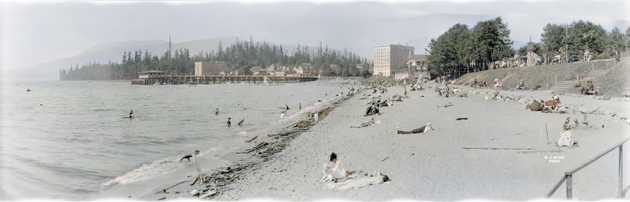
[322,152,352,182]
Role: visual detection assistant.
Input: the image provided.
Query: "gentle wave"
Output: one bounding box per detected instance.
[101,148,219,187]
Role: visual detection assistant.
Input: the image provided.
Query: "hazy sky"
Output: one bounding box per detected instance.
[1,0,628,70]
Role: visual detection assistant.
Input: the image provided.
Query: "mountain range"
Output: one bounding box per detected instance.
[6,37,239,81]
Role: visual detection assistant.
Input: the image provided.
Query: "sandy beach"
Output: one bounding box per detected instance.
[93,81,630,201]
[213,84,629,201]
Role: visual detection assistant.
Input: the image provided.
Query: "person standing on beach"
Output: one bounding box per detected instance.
[403,86,407,97]
[189,150,203,186]
[227,117,232,128]
[215,108,219,116]
[193,150,201,173]
[128,110,134,119]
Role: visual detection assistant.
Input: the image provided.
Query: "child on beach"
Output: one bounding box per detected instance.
[558,117,578,147]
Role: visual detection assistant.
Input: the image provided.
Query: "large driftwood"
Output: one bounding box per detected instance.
[244,142,269,153]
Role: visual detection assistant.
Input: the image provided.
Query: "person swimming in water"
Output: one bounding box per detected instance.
[179,150,199,162]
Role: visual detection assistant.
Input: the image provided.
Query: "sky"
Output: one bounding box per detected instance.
[1,0,629,71]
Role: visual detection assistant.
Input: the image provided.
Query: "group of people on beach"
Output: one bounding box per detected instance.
[526,95,563,113]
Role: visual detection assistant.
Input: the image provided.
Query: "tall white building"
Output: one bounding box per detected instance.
[194,62,204,77]
[373,44,414,77]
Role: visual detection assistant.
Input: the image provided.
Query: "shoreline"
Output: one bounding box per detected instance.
[95,86,360,200]
[93,81,630,200]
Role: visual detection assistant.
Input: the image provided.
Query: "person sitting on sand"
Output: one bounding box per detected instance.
[397,122,433,134]
[493,78,503,89]
[320,153,392,191]
[322,152,353,183]
[558,124,578,147]
[351,118,375,128]
[379,99,391,107]
[365,104,379,116]
[526,100,544,111]
[516,80,527,90]
[543,96,561,112]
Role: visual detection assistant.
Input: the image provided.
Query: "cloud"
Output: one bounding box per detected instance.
[2,0,626,71]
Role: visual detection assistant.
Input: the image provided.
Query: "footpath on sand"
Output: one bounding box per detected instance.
[218,85,629,201]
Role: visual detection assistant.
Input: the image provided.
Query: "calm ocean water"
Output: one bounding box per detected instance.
[0,80,349,199]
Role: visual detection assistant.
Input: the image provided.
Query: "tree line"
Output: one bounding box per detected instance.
[60,40,371,80]
[426,17,513,77]
[426,17,629,78]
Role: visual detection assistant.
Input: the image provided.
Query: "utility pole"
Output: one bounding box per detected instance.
[168,35,172,59]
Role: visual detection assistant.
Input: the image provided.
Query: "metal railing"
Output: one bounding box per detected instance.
[547,138,629,199]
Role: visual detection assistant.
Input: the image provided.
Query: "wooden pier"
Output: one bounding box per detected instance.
[131,74,319,85]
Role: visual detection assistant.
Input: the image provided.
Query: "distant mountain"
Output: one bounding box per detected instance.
[8,37,239,80]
